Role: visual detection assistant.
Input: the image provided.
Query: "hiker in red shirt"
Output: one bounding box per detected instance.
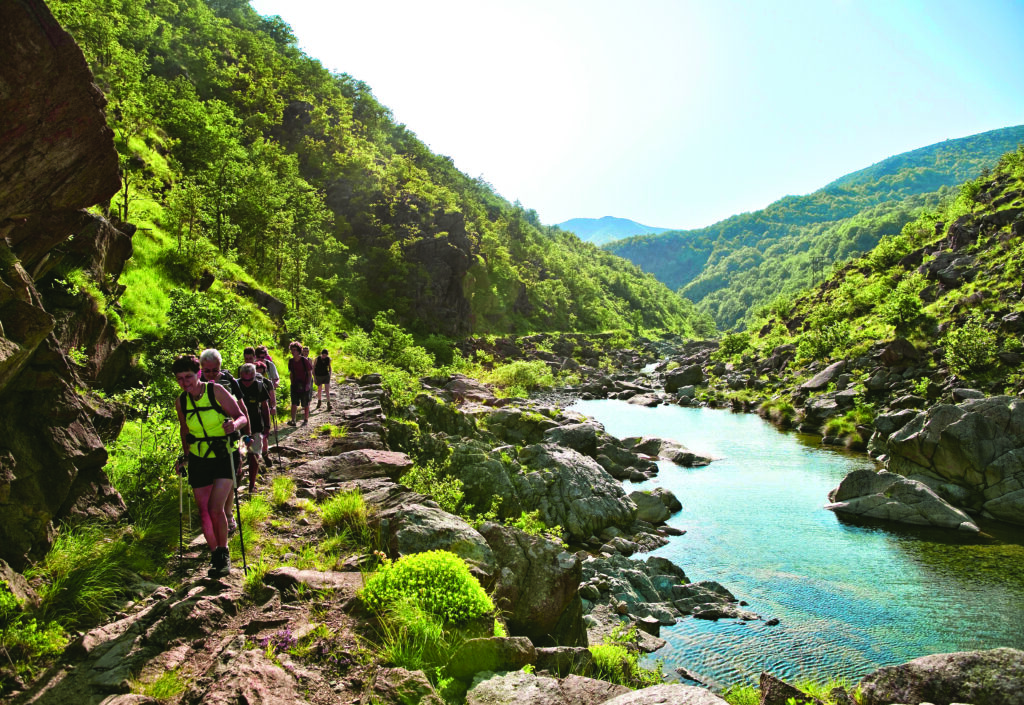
[287,341,313,426]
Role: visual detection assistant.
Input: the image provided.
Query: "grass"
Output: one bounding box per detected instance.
[721,677,857,705]
[317,423,348,438]
[320,490,368,534]
[271,476,296,508]
[130,669,188,699]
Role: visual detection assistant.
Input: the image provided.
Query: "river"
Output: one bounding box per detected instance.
[569,399,1024,687]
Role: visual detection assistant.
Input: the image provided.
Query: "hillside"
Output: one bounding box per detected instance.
[556,216,671,245]
[46,0,710,340]
[607,124,1024,330]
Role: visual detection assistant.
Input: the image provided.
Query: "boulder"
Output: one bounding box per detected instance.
[603,684,729,705]
[825,469,979,532]
[514,444,636,541]
[665,365,704,393]
[360,667,444,705]
[658,440,712,467]
[376,503,495,576]
[466,670,628,705]
[447,636,536,679]
[543,421,605,457]
[535,647,594,676]
[800,360,846,391]
[629,491,671,524]
[874,397,1024,525]
[304,449,413,481]
[190,647,305,704]
[445,374,497,404]
[857,647,1024,705]
[478,522,587,647]
[759,672,823,705]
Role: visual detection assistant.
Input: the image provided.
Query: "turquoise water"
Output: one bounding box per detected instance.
[570,399,1024,687]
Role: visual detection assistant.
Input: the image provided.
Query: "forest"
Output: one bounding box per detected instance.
[606,124,1024,330]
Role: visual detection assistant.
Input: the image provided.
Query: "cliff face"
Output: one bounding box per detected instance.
[0,0,132,570]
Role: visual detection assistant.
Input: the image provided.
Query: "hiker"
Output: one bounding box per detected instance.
[314,348,332,411]
[255,345,280,389]
[254,359,276,466]
[199,349,249,529]
[238,346,257,377]
[237,362,272,491]
[172,354,247,578]
[287,340,313,426]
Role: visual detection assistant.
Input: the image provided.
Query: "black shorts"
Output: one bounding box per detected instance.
[187,451,240,488]
[314,374,330,386]
[290,384,310,407]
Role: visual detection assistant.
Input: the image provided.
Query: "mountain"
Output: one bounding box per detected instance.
[45,0,711,339]
[556,216,671,245]
[607,125,1024,330]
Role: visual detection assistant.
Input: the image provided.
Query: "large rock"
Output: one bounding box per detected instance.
[189,648,305,705]
[825,469,979,532]
[800,360,846,391]
[478,522,587,646]
[544,421,605,457]
[629,491,671,524]
[603,684,729,705]
[513,444,637,541]
[0,0,128,569]
[466,670,628,705]
[447,636,536,679]
[857,648,1024,705]
[872,396,1024,525]
[376,503,495,577]
[665,365,704,393]
[360,667,444,705]
[305,449,413,481]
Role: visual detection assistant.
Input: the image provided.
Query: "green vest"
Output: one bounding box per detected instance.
[182,383,230,459]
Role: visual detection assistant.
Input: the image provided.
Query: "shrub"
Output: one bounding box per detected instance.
[484,360,555,397]
[796,320,851,362]
[878,273,925,333]
[400,462,464,515]
[507,510,564,544]
[588,625,662,689]
[320,490,368,533]
[359,550,493,625]
[759,399,796,428]
[944,316,996,376]
[0,587,67,689]
[716,331,751,359]
[867,233,913,271]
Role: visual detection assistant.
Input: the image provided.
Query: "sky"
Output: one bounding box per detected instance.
[249,0,1024,230]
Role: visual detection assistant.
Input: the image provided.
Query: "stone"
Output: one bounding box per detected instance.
[759,672,824,705]
[652,487,682,513]
[360,667,445,705]
[665,365,704,393]
[535,647,594,677]
[603,684,729,705]
[261,567,363,595]
[543,421,605,457]
[826,469,979,532]
[629,491,671,524]
[857,648,1024,705]
[304,449,412,481]
[800,360,846,391]
[447,637,536,679]
[466,670,628,705]
[445,374,497,403]
[376,503,495,576]
[478,522,587,647]
[191,647,305,704]
[658,440,712,467]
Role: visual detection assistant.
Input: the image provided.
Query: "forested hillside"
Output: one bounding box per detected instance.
[48,0,711,341]
[607,125,1024,330]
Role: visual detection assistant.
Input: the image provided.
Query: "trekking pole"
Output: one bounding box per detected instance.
[272,412,281,466]
[176,453,186,569]
[227,441,248,575]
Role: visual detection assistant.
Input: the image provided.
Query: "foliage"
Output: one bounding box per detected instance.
[867,233,913,272]
[715,331,751,359]
[163,288,243,353]
[400,461,465,515]
[271,476,296,508]
[319,490,369,534]
[359,550,493,625]
[878,272,925,333]
[130,669,188,699]
[506,510,564,544]
[588,625,662,689]
[0,587,68,689]
[796,320,851,362]
[944,315,997,376]
[482,359,556,397]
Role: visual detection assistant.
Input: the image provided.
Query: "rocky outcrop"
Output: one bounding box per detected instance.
[857,647,1024,705]
[870,396,1024,525]
[478,522,587,647]
[0,0,130,570]
[466,670,629,705]
[825,469,979,532]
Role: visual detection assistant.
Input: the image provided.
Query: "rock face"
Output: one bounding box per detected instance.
[825,469,980,532]
[857,647,1024,705]
[0,0,129,569]
[870,396,1024,525]
[478,522,586,647]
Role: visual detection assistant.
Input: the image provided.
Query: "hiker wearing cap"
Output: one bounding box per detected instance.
[314,348,332,411]
[287,340,313,426]
[255,345,279,389]
[172,354,247,577]
[237,362,272,491]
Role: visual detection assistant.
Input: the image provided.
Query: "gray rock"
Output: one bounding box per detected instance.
[535,647,594,677]
[192,647,305,704]
[759,672,823,705]
[445,374,497,403]
[857,647,1024,705]
[360,667,444,705]
[629,491,671,524]
[304,449,413,481]
[478,522,586,647]
[658,440,712,467]
[826,469,979,532]
[376,503,495,576]
[543,421,605,457]
[665,365,704,393]
[951,388,985,401]
[447,636,536,679]
[800,360,846,391]
[514,444,637,541]
[652,487,682,512]
[467,670,628,705]
[603,684,729,705]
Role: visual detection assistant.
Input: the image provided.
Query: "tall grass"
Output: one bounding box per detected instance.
[271,476,296,508]
[320,490,368,533]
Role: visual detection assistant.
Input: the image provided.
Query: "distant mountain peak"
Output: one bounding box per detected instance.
[557,216,671,245]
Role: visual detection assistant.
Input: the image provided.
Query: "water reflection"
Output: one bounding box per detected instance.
[570,399,1024,686]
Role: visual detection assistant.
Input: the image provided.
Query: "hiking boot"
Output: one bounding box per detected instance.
[208,547,231,578]
[316,399,321,409]
[287,420,296,427]
[327,402,332,411]
[262,453,273,467]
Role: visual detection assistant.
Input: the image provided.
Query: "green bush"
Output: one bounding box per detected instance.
[944,316,996,376]
[715,331,751,359]
[507,510,564,544]
[320,490,368,533]
[400,462,464,515]
[359,550,493,625]
[484,359,555,397]
[796,320,851,361]
[588,625,662,689]
[0,587,68,690]
[867,233,913,271]
[878,273,925,333]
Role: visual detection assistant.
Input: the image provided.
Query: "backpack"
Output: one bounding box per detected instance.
[179,382,241,446]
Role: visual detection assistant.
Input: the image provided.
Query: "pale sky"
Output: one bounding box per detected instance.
[249,0,1024,230]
